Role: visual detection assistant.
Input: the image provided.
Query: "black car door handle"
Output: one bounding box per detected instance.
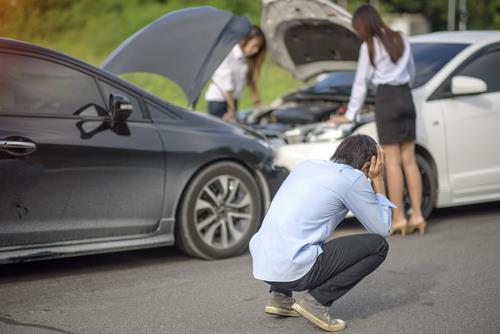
[0,139,37,156]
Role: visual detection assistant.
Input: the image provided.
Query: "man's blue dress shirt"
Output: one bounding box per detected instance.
[249,159,396,282]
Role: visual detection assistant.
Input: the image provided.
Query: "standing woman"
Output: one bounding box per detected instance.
[332,4,426,236]
[205,25,266,121]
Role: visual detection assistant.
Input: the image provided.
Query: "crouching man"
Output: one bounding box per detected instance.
[249,135,394,332]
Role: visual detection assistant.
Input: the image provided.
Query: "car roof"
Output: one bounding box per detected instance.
[409,31,500,45]
[0,37,92,68]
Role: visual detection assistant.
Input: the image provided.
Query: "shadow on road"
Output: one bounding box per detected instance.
[338,200,500,230]
[0,245,192,285]
[430,200,500,219]
[338,262,442,321]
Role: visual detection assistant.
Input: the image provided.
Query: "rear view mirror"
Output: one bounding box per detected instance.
[109,93,133,124]
[451,75,488,96]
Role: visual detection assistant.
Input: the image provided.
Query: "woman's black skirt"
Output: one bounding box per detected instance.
[375,83,416,145]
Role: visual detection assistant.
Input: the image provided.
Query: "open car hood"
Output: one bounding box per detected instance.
[102,6,251,105]
[261,0,361,81]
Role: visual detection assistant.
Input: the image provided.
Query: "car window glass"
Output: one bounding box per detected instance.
[147,102,178,121]
[99,81,143,121]
[77,104,105,117]
[0,54,105,116]
[411,43,469,88]
[457,49,500,93]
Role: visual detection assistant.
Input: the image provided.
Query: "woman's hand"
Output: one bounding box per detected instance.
[330,114,352,125]
[224,91,236,121]
[223,110,236,121]
[254,100,265,109]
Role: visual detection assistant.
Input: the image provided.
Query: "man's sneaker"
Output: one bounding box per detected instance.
[292,293,346,332]
[264,292,301,317]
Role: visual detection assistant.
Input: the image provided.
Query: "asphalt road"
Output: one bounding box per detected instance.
[1,202,500,334]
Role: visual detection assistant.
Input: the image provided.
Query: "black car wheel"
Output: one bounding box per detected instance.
[176,161,262,260]
[403,154,437,219]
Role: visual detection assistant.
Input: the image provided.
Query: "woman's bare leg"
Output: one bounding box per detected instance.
[400,141,425,224]
[381,144,407,227]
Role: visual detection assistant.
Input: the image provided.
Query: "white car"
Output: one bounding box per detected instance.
[260,0,500,217]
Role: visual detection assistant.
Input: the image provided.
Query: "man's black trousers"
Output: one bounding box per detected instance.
[266,233,389,306]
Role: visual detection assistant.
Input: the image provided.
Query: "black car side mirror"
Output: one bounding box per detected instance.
[109,93,133,126]
[72,97,132,139]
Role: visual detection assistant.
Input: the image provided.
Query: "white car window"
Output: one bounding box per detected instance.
[411,43,469,88]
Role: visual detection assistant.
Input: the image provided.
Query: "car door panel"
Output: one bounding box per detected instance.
[441,92,500,198]
[438,46,500,202]
[0,52,165,247]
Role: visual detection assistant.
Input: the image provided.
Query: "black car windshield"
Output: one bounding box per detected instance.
[411,42,469,88]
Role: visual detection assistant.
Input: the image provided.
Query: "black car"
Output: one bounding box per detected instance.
[0,25,287,263]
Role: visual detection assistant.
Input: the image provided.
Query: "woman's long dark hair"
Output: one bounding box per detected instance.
[241,25,267,87]
[352,4,404,66]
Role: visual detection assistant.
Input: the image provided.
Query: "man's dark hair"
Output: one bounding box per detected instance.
[330,134,378,170]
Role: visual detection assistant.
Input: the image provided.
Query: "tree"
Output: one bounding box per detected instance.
[340,0,500,31]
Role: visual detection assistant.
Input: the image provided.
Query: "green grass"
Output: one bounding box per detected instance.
[0,0,304,112]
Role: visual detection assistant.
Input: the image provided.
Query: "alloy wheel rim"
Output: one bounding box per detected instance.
[194,175,254,249]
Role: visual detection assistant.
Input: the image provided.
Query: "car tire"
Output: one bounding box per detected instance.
[403,154,437,219]
[176,161,262,260]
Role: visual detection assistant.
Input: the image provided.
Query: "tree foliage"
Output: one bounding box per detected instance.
[375,0,500,31]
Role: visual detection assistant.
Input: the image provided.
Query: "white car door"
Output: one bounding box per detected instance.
[438,45,500,203]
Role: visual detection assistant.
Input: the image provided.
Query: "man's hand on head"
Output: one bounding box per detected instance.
[362,145,386,195]
[368,146,385,180]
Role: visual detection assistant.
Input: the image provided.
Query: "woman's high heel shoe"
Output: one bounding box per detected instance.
[407,221,427,235]
[389,223,408,236]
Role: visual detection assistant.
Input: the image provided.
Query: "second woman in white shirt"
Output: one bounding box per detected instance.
[333,4,426,236]
[205,25,266,121]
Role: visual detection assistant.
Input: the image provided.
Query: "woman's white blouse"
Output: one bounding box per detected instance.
[205,44,248,102]
[345,32,415,121]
